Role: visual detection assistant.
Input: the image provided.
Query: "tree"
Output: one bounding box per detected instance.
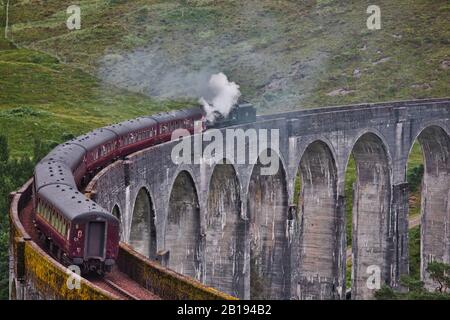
[427,262,450,293]
[375,261,450,300]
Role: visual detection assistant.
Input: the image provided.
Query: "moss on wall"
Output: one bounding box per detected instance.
[117,244,238,300]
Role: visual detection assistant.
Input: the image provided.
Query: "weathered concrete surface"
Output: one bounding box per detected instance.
[165,171,202,280]
[248,156,289,300]
[296,141,339,300]
[351,133,391,300]
[87,99,450,300]
[205,163,245,298]
[417,126,450,289]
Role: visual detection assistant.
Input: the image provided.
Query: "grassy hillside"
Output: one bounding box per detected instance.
[0,38,190,158]
[5,0,449,113]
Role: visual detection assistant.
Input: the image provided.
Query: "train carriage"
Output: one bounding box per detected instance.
[70,128,118,174]
[35,184,120,273]
[32,103,255,275]
[40,142,87,184]
[105,117,159,156]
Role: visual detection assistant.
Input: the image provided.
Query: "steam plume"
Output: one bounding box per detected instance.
[199,73,241,123]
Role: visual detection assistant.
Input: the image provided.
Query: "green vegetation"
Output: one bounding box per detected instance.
[345,155,356,246]
[375,261,450,300]
[409,226,421,281]
[0,135,43,299]
[4,0,449,113]
[0,43,192,158]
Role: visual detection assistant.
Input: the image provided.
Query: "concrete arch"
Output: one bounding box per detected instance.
[296,140,340,299]
[348,132,392,300]
[130,187,157,260]
[205,160,245,298]
[165,170,202,280]
[291,135,339,199]
[294,135,339,174]
[346,128,393,172]
[410,125,450,288]
[206,158,244,201]
[248,149,290,299]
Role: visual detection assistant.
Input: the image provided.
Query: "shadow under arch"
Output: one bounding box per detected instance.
[348,132,392,300]
[410,125,450,288]
[111,204,123,240]
[247,149,290,300]
[296,140,340,300]
[205,159,245,298]
[130,188,157,260]
[112,204,121,220]
[165,170,201,280]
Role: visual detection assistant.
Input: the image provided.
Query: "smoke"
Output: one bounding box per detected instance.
[199,73,241,123]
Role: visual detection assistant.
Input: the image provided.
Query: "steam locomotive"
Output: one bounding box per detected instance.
[33,102,256,274]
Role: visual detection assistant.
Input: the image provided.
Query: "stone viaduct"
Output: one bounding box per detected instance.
[85,99,450,300]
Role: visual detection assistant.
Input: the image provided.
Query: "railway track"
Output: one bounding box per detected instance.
[103,279,141,300]
[88,276,142,300]
[87,266,160,300]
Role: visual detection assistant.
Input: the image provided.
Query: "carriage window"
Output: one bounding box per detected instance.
[61,218,66,234]
[50,209,54,226]
[56,215,60,233]
[59,216,63,234]
[52,210,56,228]
[54,213,58,230]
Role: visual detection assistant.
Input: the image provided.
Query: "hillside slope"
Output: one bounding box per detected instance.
[5,0,450,113]
[0,36,190,158]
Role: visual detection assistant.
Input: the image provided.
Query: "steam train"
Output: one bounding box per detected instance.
[32,103,256,274]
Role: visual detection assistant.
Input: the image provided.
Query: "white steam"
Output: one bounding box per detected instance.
[199,73,241,123]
